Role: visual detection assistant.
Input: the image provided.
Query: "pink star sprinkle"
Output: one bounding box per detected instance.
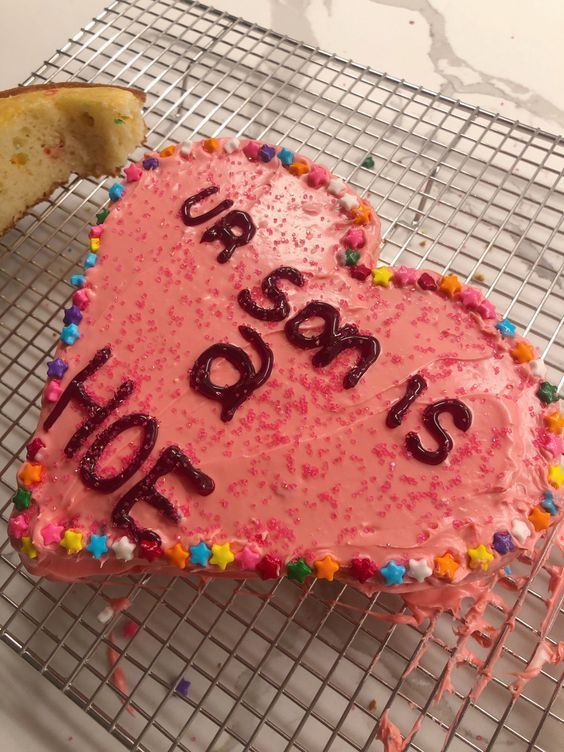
[8,512,30,539]
[89,225,104,239]
[236,545,261,571]
[44,381,62,403]
[539,431,563,458]
[123,163,143,182]
[73,289,90,310]
[459,287,482,308]
[307,165,329,188]
[41,522,64,545]
[243,141,261,160]
[342,227,366,249]
[394,266,418,287]
[477,299,496,319]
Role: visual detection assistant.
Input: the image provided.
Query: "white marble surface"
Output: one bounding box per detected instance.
[1,0,562,750]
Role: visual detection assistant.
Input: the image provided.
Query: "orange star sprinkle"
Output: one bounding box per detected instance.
[528,506,551,532]
[165,542,189,569]
[17,462,43,488]
[159,145,176,157]
[202,138,219,154]
[288,161,309,176]
[434,552,459,580]
[545,411,564,435]
[510,341,536,363]
[351,202,372,225]
[439,275,462,298]
[314,554,340,581]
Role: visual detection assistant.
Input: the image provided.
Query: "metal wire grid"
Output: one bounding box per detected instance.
[0,1,562,750]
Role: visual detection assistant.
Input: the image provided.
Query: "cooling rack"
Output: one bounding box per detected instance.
[0,1,562,750]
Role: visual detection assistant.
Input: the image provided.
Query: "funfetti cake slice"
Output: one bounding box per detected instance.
[9,138,562,592]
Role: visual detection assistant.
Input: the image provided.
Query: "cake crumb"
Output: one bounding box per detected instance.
[472,271,486,283]
[368,699,378,711]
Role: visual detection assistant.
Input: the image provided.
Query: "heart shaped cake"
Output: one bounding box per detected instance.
[9,138,562,592]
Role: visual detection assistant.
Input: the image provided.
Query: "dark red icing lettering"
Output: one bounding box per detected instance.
[386,374,427,428]
[406,399,472,465]
[201,210,256,263]
[285,301,380,388]
[180,186,233,226]
[79,414,158,493]
[237,266,304,321]
[190,325,273,422]
[112,445,214,545]
[43,347,134,458]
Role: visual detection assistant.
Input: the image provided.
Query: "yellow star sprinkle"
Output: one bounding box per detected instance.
[547,464,564,489]
[313,554,340,581]
[90,237,101,252]
[351,202,372,225]
[60,529,83,555]
[434,552,459,580]
[439,274,462,298]
[210,542,235,571]
[165,542,189,570]
[545,411,564,435]
[510,341,535,364]
[371,267,394,287]
[528,506,551,532]
[467,544,495,572]
[21,536,37,559]
[17,462,43,488]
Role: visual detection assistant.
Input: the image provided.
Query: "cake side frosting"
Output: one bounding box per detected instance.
[9,138,562,591]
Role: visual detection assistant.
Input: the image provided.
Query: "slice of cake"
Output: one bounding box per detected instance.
[9,138,561,592]
[0,83,146,235]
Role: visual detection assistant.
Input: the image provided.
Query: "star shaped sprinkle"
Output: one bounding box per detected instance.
[477,299,496,319]
[176,678,191,697]
[256,553,281,579]
[351,203,371,225]
[492,531,515,555]
[235,545,261,571]
[537,382,559,404]
[243,141,261,160]
[339,193,359,213]
[541,490,558,516]
[342,227,366,249]
[371,267,394,287]
[344,249,361,266]
[541,433,563,458]
[529,359,546,378]
[258,144,276,162]
[8,513,29,539]
[362,155,375,168]
[139,539,163,561]
[418,272,437,290]
[179,140,193,158]
[189,540,212,566]
[439,274,462,298]
[380,560,406,586]
[142,156,159,170]
[60,529,84,554]
[277,147,294,166]
[308,165,328,188]
[21,536,37,559]
[46,357,68,379]
[407,558,432,582]
[112,535,136,561]
[63,305,83,326]
[511,519,531,545]
[86,534,109,559]
[467,544,495,572]
[18,462,43,488]
[41,522,64,545]
[203,137,220,153]
[510,341,535,363]
[434,552,459,580]
[108,183,125,201]
[545,411,564,435]
[458,287,482,308]
[394,266,418,287]
[349,556,377,583]
[96,208,109,224]
[89,224,103,238]
[26,437,45,461]
[84,252,97,270]
[289,161,309,176]
[327,178,345,197]
[349,263,372,281]
[89,236,100,251]
[165,542,189,569]
[314,554,340,581]
[123,163,142,182]
[548,464,564,489]
[209,542,235,571]
[45,382,60,401]
[528,506,551,532]
[73,289,90,310]
[287,557,312,583]
[61,323,80,345]
[223,137,240,154]
[159,145,175,157]
[12,487,31,510]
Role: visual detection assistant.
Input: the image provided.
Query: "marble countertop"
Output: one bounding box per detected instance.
[0,1,562,750]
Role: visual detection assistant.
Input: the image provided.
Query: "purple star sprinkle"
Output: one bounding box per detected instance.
[46,357,69,380]
[175,678,191,697]
[258,144,276,162]
[63,305,83,326]
[492,531,515,555]
[143,156,159,170]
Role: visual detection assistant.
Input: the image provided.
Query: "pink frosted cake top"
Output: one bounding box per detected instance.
[10,137,562,590]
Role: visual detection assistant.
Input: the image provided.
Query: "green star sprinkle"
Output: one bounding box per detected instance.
[287,558,312,584]
[96,208,110,225]
[537,381,559,404]
[13,487,31,511]
[361,155,374,169]
[114,118,125,125]
[344,249,361,266]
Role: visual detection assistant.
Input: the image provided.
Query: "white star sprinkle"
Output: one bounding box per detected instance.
[97,606,114,624]
[511,519,531,545]
[179,140,193,158]
[327,178,345,197]
[408,558,433,582]
[223,137,240,154]
[529,360,546,379]
[339,194,359,212]
[112,536,136,561]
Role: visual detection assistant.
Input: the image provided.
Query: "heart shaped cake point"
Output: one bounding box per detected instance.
[10,138,562,592]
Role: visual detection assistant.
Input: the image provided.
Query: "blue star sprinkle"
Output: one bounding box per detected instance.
[495,318,516,337]
[108,183,125,201]
[63,305,83,326]
[70,274,85,288]
[47,357,68,379]
[175,678,191,697]
[541,490,558,516]
[380,560,406,586]
[189,540,212,566]
[84,252,98,270]
[86,534,109,559]
[278,147,294,166]
[61,323,80,345]
[504,566,512,575]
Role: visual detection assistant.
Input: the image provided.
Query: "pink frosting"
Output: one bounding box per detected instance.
[14,139,560,587]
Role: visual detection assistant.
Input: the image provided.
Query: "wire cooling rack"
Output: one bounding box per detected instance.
[0,1,562,750]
